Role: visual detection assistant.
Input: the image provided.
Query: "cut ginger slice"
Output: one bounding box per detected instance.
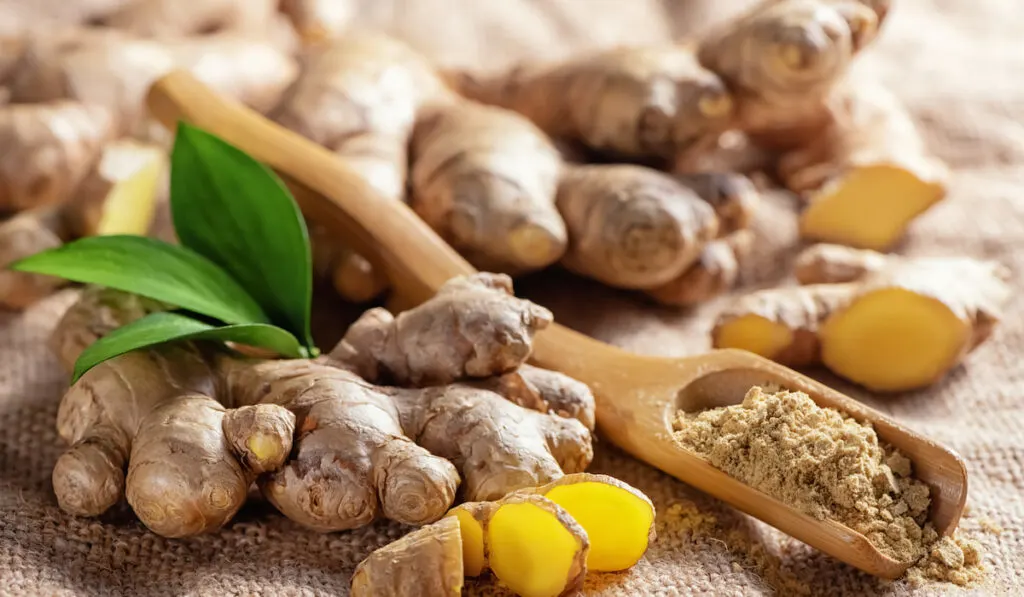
[350,515,464,597]
[713,313,796,362]
[539,474,655,572]
[821,288,970,392]
[799,164,945,250]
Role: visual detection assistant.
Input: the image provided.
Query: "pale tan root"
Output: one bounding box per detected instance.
[781,81,948,250]
[676,171,761,234]
[819,258,1011,391]
[272,31,447,202]
[794,243,889,284]
[331,273,553,385]
[7,30,297,137]
[711,284,856,366]
[647,229,755,307]
[0,207,68,309]
[472,364,596,431]
[222,404,295,475]
[410,100,567,274]
[556,164,719,289]
[0,0,137,36]
[98,0,279,38]
[448,494,589,597]
[453,45,733,160]
[63,138,166,237]
[351,516,463,597]
[697,0,879,149]
[513,473,655,572]
[0,101,113,212]
[280,0,356,45]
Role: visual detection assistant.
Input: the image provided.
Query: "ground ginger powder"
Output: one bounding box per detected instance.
[673,386,984,585]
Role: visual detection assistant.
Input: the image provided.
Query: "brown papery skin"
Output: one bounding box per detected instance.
[648,229,755,307]
[697,0,879,149]
[455,45,734,160]
[472,364,596,431]
[350,516,464,597]
[332,273,553,386]
[410,100,567,275]
[99,0,280,38]
[0,207,69,309]
[793,243,890,284]
[676,171,760,234]
[556,164,719,290]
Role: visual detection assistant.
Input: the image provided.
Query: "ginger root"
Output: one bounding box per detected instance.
[449,494,589,597]
[410,100,567,274]
[713,245,1011,391]
[51,274,594,536]
[780,80,948,250]
[453,45,734,162]
[697,0,880,149]
[556,164,720,290]
[350,516,464,597]
[647,229,755,307]
[0,207,69,308]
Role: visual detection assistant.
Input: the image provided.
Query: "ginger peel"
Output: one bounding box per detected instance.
[350,516,464,597]
[713,245,1010,391]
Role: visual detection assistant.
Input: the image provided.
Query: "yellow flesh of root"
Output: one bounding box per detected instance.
[799,165,944,250]
[95,152,165,236]
[450,508,485,576]
[714,314,795,360]
[820,288,968,391]
[488,502,581,597]
[544,481,653,572]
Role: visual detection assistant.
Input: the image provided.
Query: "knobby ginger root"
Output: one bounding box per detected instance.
[472,364,596,431]
[449,494,589,597]
[793,242,889,284]
[0,207,69,308]
[308,220,388,303]
[677,171,761,235]
[98,0,280,39]
[512,473,656,572]
[272,32,447,302]
[52,274,594,536]
[0,101,114,212]
[350,516,464,597]
[780,80,948,250]
[713,246,1011,391]
[410,100,567,274]
[280,0,356,45]
[697,0,880,149]
[556,164,719,290]
[453,45,734,162]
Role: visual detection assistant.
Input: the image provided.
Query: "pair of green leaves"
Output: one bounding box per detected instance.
[11,124,319,383]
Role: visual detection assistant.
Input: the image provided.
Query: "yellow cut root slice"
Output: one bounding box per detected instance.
[448,494,588,597]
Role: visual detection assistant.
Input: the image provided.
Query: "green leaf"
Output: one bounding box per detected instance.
[170,123,315,348]
[72,312,309,383]
[10,236,269,325]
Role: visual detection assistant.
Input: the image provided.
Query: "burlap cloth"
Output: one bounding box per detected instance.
[2,1,1022,595]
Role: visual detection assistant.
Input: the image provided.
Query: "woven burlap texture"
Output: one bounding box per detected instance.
[2,1,1022,595]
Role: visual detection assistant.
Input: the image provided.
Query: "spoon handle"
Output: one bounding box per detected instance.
[146,70,474,305]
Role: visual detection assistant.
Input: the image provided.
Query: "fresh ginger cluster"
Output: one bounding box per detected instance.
[50,273,597,538]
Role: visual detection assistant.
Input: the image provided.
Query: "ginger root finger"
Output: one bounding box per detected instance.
[280,0,356,46]
[647,229,755,307]
[711,283,856,366]
[473,364,596,431]
[351,516,464,597]
[99,0,279,38]
[697,0,878,149]
[794,242,889,284]
[454,45,733,161]
[513,473,655,572]
[0,101,113,212]
[332,273,553,385]
[449,494,589,597]
[0,207,68,309]
[410,100,567,274]
[308,221,388,303]
[222,404,295,475]
[556,164,720,290]
[819,258,1010,391]
[781,81,948,250]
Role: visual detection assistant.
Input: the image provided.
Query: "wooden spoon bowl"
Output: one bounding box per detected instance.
[146,71,968,579]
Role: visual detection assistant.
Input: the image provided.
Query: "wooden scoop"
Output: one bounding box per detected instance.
[146,71,968,579]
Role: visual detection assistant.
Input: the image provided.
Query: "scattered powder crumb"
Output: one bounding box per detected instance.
[978,517,1004,535]
[672,386,985,587]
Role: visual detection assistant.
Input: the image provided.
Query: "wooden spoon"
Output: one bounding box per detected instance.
[146,71,968,579]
